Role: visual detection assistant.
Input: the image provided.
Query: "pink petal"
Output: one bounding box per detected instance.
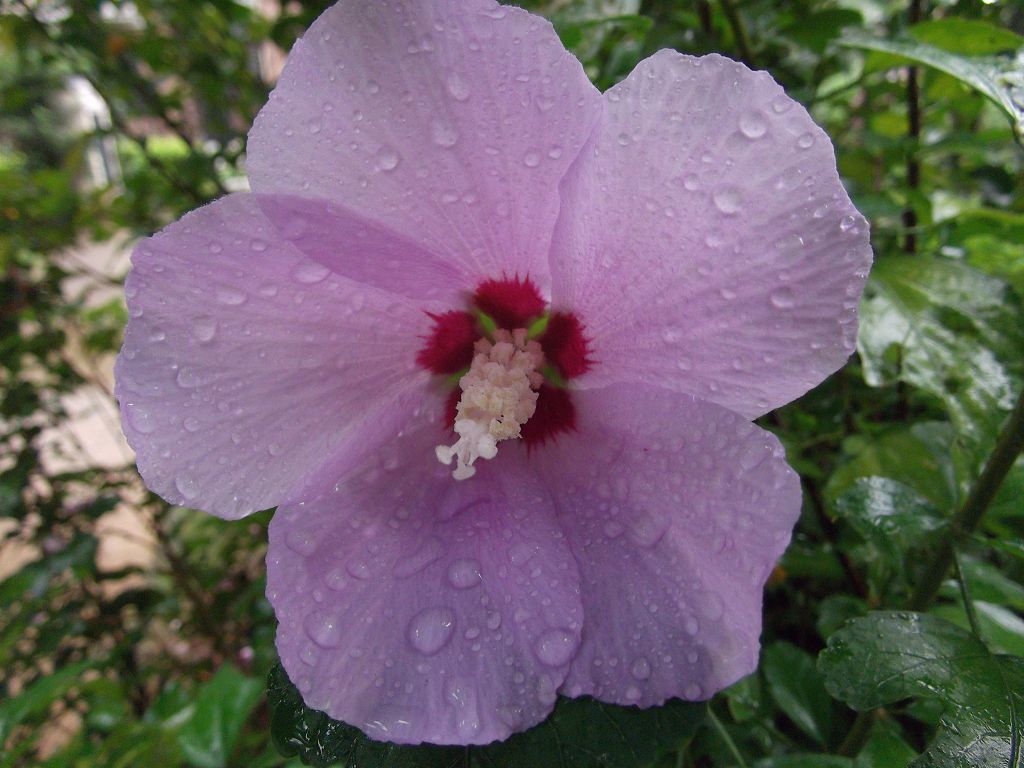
[536,384,801,706]
[267,400,582,746]
[551,51,872,418]
[247,0,601,294]
[115,193,430,519]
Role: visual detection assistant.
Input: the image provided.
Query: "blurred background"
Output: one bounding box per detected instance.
[0,1,1022,767]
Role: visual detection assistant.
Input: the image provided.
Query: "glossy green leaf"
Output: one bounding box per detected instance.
[177,665,264,768]
[267,663,704,768]
[819,612,1024,767]
[763,643,834,746]
[834,477,945,565]
[857,258,1024,468]
[840,30,1024,139]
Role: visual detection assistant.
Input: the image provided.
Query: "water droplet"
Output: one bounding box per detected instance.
[713,188,742,215]
[630,657,651,680]
[738,110,767,139]
[293,262,330,284]
[625,685,642,702]
[771,97,792,114]
[797,132,815,149]
[447,559,482,589]
[125,403,155,434]
[286,529,318,556]
[684,617,700,635]
[376,145,400,171]
[446,73,471,101]
[192,316,217,342]
[684,683,703,699]
[408,607,455,655]
[486,611,502,630]
[770,286,795,309]
[682,174,700,191]
[616,132,632,146]
[431,120,458,148]
[774,233,805,258]
[523,151,540,168]
[183,416,201,432]
[250,239,268,253]
[149,328,166,342]
[533,629,577,667]
[719,287,737,300]
[307,117,322,135]
[215,287,246,306]
[839,214,857,232]
[175,475,199,500]
[305,612,343,647]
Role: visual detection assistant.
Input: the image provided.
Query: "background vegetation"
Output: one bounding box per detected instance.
[1,0,1022,766]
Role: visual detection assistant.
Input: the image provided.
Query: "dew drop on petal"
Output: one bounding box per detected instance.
[125,403,155,434]
[738,110,767,139]
[175,475,199,500]
[533,629,577,667]
[408,607,455,655]
[447,559,483,589]
[630,657,652,680]
[770,286,795,309]
[305,612,343,648]
[797,132,816,149]
[191,316,217,342]
[376,145,400,171]
[183,416,201,432]
[292,262,330,284]
[445,72,471,101]
[712,188,742,215]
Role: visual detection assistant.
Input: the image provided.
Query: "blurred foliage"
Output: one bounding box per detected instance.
[0,0,1022,767]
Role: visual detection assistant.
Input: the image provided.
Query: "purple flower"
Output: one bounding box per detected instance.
[116,0,871,747]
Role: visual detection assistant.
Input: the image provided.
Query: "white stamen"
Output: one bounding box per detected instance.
[436,329,544,480]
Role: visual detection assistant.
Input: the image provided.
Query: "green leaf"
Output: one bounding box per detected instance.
[177,665,263,768]
[853,716,918,767]
[910,19,1024,56]
[819,612,1024,767]
[763,643,834,746]
[834,477,945,563]
[0,660,95,741]
[826,423,958,510]
[267,663,705,768]
[839,30,1024,139]
[857,258,1024,470]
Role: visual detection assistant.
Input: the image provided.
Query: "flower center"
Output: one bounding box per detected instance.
[416,276,594,479]
[435,329,544,480]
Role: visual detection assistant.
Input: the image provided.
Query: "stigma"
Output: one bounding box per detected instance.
[435,328,544,480]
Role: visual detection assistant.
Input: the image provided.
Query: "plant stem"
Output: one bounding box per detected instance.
[719,0,754,66]
[909,386,1024,611]
[902,0,923,254]
[953,548,983,639]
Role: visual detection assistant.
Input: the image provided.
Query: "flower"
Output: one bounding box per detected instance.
[115,0,872,748]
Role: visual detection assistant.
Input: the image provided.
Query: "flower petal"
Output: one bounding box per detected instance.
[115,193,430,519]
[551,51,872,418]
[247,0,601,293]
[268,402,582,746]
[536,384,800,706]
